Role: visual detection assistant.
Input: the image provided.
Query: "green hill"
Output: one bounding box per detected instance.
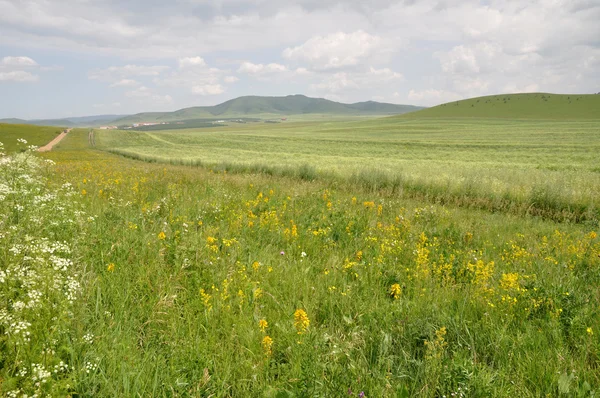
[115,95,424,125]
[0,115,127,128]
[403,93,600,119]
[0,123,64,153]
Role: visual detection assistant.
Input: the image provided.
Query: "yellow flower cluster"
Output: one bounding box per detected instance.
[294,309,310,334]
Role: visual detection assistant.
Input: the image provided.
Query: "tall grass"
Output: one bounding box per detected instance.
[2,129,599,396]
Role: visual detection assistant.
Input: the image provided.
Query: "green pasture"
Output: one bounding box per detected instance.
[0,123,64,152]
[95,117,600,223]
[408,93,600,119]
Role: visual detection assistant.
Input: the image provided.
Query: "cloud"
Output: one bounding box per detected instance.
[224,75,239,83]
[109,79,139,87]
[0,56,41,83]
[156,58,229,95]
[89,65,170,82]
[1,56,38,67]
[408,89,463,105]
[238,61,288,75]
[178,56,207,68]
[125,86,173,104]
[191,84,225,95]
[0,70,39,82]
[309,66,403,94]
[283,30,388,70]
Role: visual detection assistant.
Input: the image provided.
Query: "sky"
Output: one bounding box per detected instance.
[0,0,599,119]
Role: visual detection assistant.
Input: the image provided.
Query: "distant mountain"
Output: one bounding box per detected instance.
[115,95,425,125]
[401,93,600,119]
[0,114,128,127]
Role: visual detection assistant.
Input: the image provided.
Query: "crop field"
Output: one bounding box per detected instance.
[1,120,600,397]
[96,117,600,223]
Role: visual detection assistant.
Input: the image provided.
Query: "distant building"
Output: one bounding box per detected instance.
[98,126,117,130]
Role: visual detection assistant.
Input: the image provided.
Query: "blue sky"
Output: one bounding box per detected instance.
[1,0,599,119]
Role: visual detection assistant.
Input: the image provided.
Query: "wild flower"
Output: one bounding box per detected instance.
[425,326,448,360]
[107,263,115,272]
[158,231,166,240]
[389,283,402,299]
[200,289,212,311]
[258,319,268,332]
[262,335,273,357]
[587,327,593,336]
[294,309,310,334]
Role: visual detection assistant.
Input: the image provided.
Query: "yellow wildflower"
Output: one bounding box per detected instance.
[206,236,217,245]
[107,263,115,272]
[389,283,402,299]
[294,309,310,334]
[258,319,268,332]
[587,327,594,336]
[262,335,273,357]
[200,289,212,311]
[157,231,166,240]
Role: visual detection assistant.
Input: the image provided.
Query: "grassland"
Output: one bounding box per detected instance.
[1,107,599,397]
[96,117,600,223]
[0,123,64,152]
[408,93,600,119]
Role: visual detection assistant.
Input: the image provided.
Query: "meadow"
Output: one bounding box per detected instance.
[0,123,63,152]
[0,118,599,397]
[96,117,600,223]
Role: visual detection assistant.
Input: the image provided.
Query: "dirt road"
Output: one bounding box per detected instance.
[38,128,72,152]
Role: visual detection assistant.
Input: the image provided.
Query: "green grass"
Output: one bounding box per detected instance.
[405,93,600,119]
[2,121,599,396]
[95,117,600,223]
[0,123,64,152]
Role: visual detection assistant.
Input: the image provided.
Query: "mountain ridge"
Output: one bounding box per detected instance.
[114,95,424,125]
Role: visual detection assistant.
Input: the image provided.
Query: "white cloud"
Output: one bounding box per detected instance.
[89,65,169,82]
[238,61,289,75]
[408,89,463,105]
[0,56,43,83]
[0,70,39,82]
[191,84,225,95]
[224,75,239,83]
[283,30,389,70]
[309,66,403,95]
[1,56,38,67]
[178,56,207,68]
[125,86,173,103]
[109,79,139,87]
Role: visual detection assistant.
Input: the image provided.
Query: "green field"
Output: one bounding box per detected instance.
[0,123,64,152]
[96,117,600,223]
[2,96,600,397]
[408,93,600,119]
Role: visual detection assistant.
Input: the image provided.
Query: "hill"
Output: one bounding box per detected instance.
[0,114,128,128]
[403,93,600,119]
[0,123,64,152]
[115,95,424,125]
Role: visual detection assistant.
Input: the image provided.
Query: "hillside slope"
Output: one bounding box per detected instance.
[115,95,424,124]
[0,123,64,152]
[0,114,127,128]
[404,93,600,119]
